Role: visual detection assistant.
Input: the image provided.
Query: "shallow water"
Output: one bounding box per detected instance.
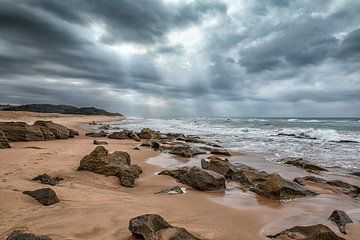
[109,117,360,170]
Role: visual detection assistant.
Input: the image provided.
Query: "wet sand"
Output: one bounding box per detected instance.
[0,112,359,239]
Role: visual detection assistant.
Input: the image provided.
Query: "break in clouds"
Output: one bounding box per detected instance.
[0,0,360,117]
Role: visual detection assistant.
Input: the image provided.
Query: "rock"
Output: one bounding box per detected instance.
[93,140,108,145]
[108,130,130,139]
[329,210,353,234]
[68,128,79,138]
[0,130,10,148]
[78,146,142,187]
[149,140,161,149]
[133,147,140,150]
[156,186,185,195]
[140,141,151,147]
[267,224,345,240]
[201,156,235,177]
[294,176,360,198]
[32,174,64,186]
[89,121,97,125]
[24,146,43,149]
[38,126,55,140]
[6,230,51,240]
[179,166,225,191]
[98,124,110,130]
[210,148,231,156]
[0,122,45,141]
[168,145,206,157]
[352,172,360,177]
[158,167,191,180]
[85,131,107,137]
[139,128,161,139]
[232,170,316,200]
[128,214,200,240]
[281,157,327,172]
[129,131,140,141]
[33,121,70,139]
[23,188,60,206]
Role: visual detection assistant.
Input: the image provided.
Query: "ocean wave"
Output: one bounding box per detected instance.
[287,119,322,123]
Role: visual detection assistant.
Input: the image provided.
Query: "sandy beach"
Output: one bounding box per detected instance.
[0,112,359,240]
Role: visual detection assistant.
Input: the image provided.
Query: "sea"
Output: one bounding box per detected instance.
[106,117,360,170]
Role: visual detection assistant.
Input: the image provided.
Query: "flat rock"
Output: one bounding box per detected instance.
[210,148,231,156]
[7,230,51,240]
[267,224,345,240]
[158,167,191,180]
[108,130,130,139]
[93,140,108,145]
[232,170,316,200]
[78,146,142,187]
[168,145,206,157]
[85,131,107,137]
[281,157,327,172]
[180,166,226,191]
[328,210,353,234]
[32,174,64,186]
[128,214,200,240]
[23,188,60,206]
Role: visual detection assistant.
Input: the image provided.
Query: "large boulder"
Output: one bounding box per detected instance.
[168,145,206,157]
[7,230,52,240]
[329,210,353,234]
[180,166,225,191]
[267,224,345,240]
[128,214,200,240]
[232,170,316,200]
[0,130,10,148]
[23,188,60,206]
[281,157,327,172]
[294,176,360,198]
[0,122,45,141]
[78,146,142,187]
[33,121,70,139]
[158,167,190,180]
[139,128,161,139]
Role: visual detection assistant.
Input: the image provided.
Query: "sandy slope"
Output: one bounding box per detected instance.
[0,112,359,239]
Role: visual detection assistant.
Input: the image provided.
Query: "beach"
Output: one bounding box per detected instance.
[0,111,359,239]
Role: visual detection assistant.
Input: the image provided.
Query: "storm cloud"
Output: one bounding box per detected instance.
[0,0,359,117]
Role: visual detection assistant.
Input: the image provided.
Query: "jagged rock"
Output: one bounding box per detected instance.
[99,124,110,130]
[294,176,360,198]
[232,170,316,200]
[85,131,107,137]
[128,214,200,240]
[210,148,231,156]
[32,174,64,186]
[139,128,161,139]
[0,130,10,148]
[159,167,191,180]
[23,188,60,206]
[168,145,206,157]
[78,146,142,187]
[6,230,52,240]
[38,126,55,140]
[0,122,45,141]
[281,157,327,172]
[329,210,353,234]
[201,156,235,177]
[267,224,345,240]
[33,121,70,139]
[180,166,225,191]
[108,130,130,139]
[156,186,185,195]
[93,139,108,145]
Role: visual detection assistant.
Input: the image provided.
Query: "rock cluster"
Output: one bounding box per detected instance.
[108,129,140,141]
[23,188,60,206]
[0,121,78,143]
[78,146,142,187]
[128,214,200,240]
[138,128,161,139]
[32,174,64,186]
[7,230,52,240]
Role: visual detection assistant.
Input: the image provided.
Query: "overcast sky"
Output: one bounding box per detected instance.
[1,0,360,117]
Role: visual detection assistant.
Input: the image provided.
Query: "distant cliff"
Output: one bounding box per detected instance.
[2,104,122,116]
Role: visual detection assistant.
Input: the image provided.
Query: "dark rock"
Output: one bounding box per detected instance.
[33,121,70,139]
[158,167,191,180]
[232,170,316,200]
[68,128,79,138]
[267,224,345,240]
[139,128,161,139]
[98,124,110,130]
[140,141,151,147]
[24,146,43,149]
[201,156,235,177]
[179,166,225,191]
[149,140,161,149]
[156,186,185,195]
[293,176,360,198]
[0,130,10,148]
[89,121,97,125]
[352,172,360,177]
[85,131,107,137]
[128,214,200,240]
[32,174,64,186]
[108,130,130,139]
[6,230,51,240]
[129,131,140,141]
[210,148,231,156]
[329,210,353,234]
[23,188,60,206]
[0,122,45,141]
[38,126,55,140]
[281,157,327,172]
[93,140,108,145]
[168,145,206,157]
[133,147,140,150]
[78,146,142,187]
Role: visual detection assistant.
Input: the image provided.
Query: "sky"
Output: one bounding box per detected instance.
[0,0,360,117]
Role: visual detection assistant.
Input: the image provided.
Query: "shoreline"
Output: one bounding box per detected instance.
[0,112,359,239]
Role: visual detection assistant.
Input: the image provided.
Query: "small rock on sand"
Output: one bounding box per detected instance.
[23,188,60,206]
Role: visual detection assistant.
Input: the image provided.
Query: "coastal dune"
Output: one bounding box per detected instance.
[0,111,359,239]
